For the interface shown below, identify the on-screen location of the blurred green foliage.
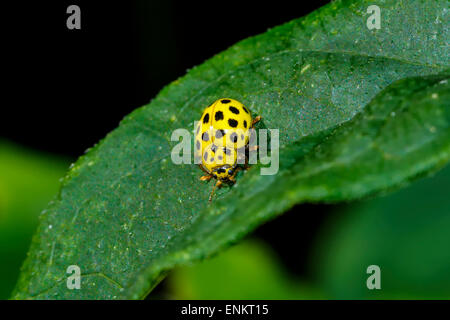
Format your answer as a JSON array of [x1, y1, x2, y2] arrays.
[[0, 140, 69, 299], [314, 164, 450, 299], [168, 239, 323, 299]]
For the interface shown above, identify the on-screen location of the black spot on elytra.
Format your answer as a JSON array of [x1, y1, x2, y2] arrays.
[[229, 106, 240, 114], [210, 158, 214, 162], [215, 129, 225, 139], [211, 144, 218, 153], [196, 125, 200, 134], [241, 134, 244, 140], [230, 132, 238, 143], [196, 140, 201, 150], [218, 155, 223, 160], [204, 152, 208, 161], [243, 106, 249, 113], [203, 113, 210, 124], [243, 120, 247, 128], [221, 99, 231, 104], [228, 119, 238, 127], [202, 132, 209, 141], [223, 148, 231, 156], [215, 111, 224, 121]]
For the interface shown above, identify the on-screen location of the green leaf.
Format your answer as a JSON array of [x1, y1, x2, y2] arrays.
[[13, 0, 449, 299], [314, 163, 450, 299]]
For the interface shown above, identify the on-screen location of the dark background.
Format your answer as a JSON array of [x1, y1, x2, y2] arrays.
[[3, 0, 330, 157], [1, 0, 332, 286]]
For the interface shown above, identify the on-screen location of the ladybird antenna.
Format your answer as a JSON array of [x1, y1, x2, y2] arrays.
[[209, 180, 222, 202]]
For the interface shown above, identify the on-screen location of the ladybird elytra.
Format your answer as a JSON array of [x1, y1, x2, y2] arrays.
[[195, 98, 261, 201]]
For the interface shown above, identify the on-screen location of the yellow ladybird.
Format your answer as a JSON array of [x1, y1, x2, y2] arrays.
[[195, 98, 261, 201]]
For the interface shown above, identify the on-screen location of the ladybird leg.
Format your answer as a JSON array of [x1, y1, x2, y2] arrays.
[[200, 174, 212, 181], [244, 155, 249, 170], [251, 115, 262, 126], [199, 164, 213, 181], [198, 164, 209, 174], [228, 167, 242, 182], [209, 180, 223, 202]]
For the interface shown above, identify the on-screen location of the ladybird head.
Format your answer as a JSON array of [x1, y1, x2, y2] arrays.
[[212, 165, 235, 181]]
